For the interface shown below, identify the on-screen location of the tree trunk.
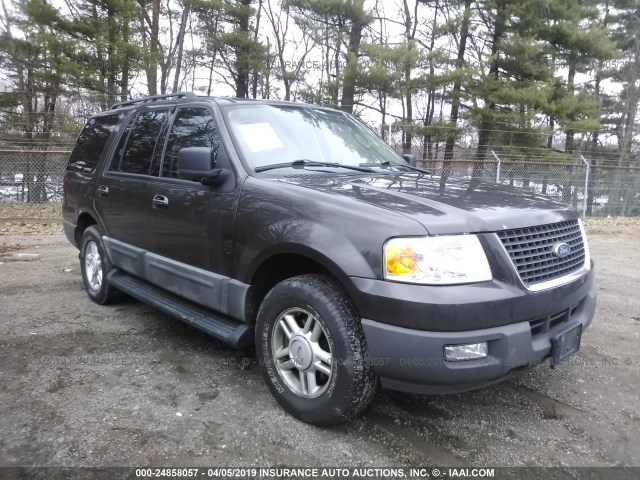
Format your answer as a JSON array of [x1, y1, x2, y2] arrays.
[[172, 0, 192, 93], [106, 2, 118, 106], [235, 0, 251, 98], [473, 0, 505, 178], [564, 60, 577, 154], [443, 0, 472, 178], [422, 0, 439, 164], [609, 34, 640, 215], [92, 2, 108, 109], [587, 72, 602, 216], [251, 0, 263, 99], [121, 11, 130, 101], [401, 0, 417, 154], [561, 61, 577, 204], [331, 19, 343, 107], [147, 0, 160, 95], [340, 0, 365, 114]]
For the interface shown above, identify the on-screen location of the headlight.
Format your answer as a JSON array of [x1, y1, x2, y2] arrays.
[[384, 235, 492, 285]]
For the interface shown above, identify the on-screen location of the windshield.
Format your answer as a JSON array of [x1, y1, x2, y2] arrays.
[[223, 104, 403, 171]]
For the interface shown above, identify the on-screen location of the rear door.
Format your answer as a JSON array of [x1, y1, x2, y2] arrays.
[[94, 107, 170, 250], [63, 112, 123, 237]]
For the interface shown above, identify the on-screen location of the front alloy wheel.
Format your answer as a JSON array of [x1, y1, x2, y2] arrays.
[[256, 274, 378, 425], [272, 307, 333, 398]]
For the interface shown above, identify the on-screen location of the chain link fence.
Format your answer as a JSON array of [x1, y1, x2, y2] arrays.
[[1, 149, 639, 217], [0, 150, 69, 203], [415, 157, 640, 217]]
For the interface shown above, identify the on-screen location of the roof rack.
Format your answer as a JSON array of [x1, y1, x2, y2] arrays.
[[109, 92, 197, 110]]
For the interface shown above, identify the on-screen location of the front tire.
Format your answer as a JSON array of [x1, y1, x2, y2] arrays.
[[79, 225, 123, 305], [256, 274, 377, 425]]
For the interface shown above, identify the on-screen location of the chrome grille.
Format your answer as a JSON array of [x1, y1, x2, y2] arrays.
[[497, 220, 586, 287]]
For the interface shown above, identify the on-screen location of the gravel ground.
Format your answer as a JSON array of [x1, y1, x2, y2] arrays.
[[0, 209, 639, 469]]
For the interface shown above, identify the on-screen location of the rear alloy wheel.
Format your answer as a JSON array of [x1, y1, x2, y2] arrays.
[[84, 240, 103, 293], [256, 274, 378, 425], [80, 225, 123, 305]]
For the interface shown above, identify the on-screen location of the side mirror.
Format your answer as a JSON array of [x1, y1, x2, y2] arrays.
[[177, 147, 226, 186], [402, 153, 416, 167]]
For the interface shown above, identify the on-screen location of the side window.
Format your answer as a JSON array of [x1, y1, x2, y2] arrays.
[[67, 114, 122, 173], [162, 107, 219, 178], [110, 109, 168, 175], [110, 114, 135, 172]]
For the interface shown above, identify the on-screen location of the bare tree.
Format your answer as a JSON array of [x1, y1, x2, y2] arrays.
[[172, 0, 192, 92], [262, 0, 314, 100]]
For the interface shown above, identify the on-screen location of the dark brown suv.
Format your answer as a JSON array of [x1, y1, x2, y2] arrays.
[[63, 93, 596, 425]]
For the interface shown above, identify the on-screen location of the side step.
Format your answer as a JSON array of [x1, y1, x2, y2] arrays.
[[107, 270, 254, 348]]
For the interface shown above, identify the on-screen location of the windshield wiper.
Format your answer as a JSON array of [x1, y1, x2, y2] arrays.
[[255, 159, 374, 173], [359, 160, 434, 175], [402, 163, 435, 174], [360, 161, 394, 168]]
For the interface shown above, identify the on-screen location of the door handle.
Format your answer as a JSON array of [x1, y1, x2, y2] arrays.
[[97, 185, 109, 196], [152, 195, 169, 208]]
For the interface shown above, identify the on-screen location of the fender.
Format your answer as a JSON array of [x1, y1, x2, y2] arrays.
[[240, 222, 375, 285], [232, 176, 428, 286]]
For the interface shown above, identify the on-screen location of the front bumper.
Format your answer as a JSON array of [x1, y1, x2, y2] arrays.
[[355, 272, 596, 394]]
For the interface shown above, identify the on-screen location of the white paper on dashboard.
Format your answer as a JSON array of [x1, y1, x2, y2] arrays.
[[236, 123, 284, 152]]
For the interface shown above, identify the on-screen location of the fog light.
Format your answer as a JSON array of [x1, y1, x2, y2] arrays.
[[444, 342, 488, 362]]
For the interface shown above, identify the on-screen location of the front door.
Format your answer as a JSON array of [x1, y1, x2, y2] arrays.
[[143, 105, 240, 278]]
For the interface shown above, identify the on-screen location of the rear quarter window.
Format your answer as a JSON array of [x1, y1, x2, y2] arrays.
[[67, 114, 122, 173]]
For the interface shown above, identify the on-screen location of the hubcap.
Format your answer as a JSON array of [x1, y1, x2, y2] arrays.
[[84, 240, 103, 292], [271, 308, 333, 398]]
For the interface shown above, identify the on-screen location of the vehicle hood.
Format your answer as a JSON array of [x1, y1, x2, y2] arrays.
[[276, 172, 577, 234]]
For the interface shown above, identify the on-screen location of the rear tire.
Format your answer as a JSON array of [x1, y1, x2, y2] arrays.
[[256, 274, 377, 425], [79, 225, 123, 305]]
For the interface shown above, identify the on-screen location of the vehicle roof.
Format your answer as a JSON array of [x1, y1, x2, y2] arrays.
[[92, 93, 335, 118]]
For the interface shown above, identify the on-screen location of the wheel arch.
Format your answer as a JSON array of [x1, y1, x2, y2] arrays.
[[244, 246, 357, 325], [74, 211, 97, 247]]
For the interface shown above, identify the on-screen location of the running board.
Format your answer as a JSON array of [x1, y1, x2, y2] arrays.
[[107, 270, 254, 348]]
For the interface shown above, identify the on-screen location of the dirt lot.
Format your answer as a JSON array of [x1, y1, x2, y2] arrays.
[[0, 208, 639, 470]]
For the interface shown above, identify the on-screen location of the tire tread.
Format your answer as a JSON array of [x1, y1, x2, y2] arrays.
[[257, 274, 378, 425]]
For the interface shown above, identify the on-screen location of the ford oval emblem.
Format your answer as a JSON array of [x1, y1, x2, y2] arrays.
[[552, 242, 572, 258]]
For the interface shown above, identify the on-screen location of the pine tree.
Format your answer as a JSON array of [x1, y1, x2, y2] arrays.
[[61, 0, 138, 107], [287, 0, 371, 111], [195, 0, 268, 98], [537, 0, 616, 154], [0, 0, 71, 200], [358, 43, 404, 138], [604, 0, 639, 214]]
